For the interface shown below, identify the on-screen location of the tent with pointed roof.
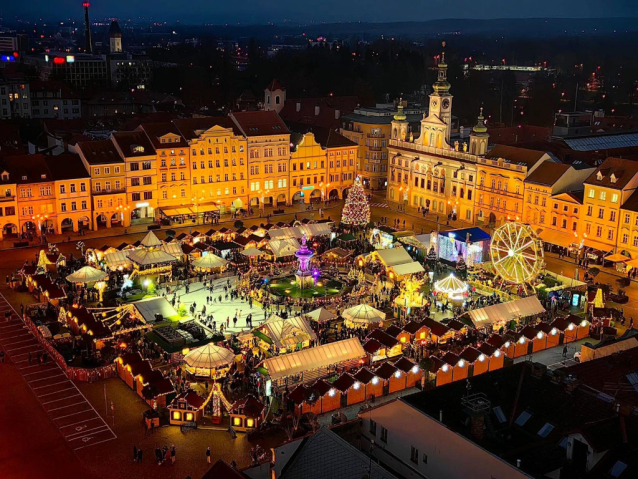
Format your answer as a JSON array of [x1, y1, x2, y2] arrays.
[[433, 273, 468, 296], [66, 266, 108, 283], [140, 231, 163, 248], [184, 343, 236, 378], [342, 304, 386, 327], [304, 307, 337, 323], [257, 314, 317, 351], [241, 247, 264, 257], [192, 253, 227, 270], [267, 238, 300, 258], [127, 248, 177, 266]]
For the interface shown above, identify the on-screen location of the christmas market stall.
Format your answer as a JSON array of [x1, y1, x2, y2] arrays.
[[127, 237, 176, 280], [342, 304, 386, 329], [550, 315, 587, 343], [388, 261, 425, 281], [476, 342, 505, 371], [365, 328, 402, 361], [393, 357, 422, 388], [398, 233, 435, 260], [229, 394, 265, 432], [254, 314, 317, 354], [183, 343, 236, 379], [104, 250, 132, 271], [303, 307, 337, 323], [437, 227, 490, 266], [192, 253, 228, 273], [353, 368, 383, 400], [37, 249, 66, 273], [168, 389, 206, 425], [433, 273, 468, 303], [322, 247, 352, 265], [265, 238, 301, 261], [331, 372, 362, 406], [262, 338, 365, 391]]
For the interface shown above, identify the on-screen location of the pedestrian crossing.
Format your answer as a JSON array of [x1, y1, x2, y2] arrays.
[[0, 293, 116, 451], [370, 202, 389, 208]]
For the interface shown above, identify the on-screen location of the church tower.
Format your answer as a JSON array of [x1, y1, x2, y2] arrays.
[[109, 20, 123, 53], [416, 43, 454, 149], [264, 79, 286, 114], [391, 99, 409, 141], [469, 107, 489, 156]]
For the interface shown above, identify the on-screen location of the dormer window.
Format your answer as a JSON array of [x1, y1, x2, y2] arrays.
[[132, 145, 145, 153], [40, 174, 47, 179], [596, 171, 603, 181], [610, 173, 617, 184], [1, 172, 8, 181], [22, 175, 27, 181]]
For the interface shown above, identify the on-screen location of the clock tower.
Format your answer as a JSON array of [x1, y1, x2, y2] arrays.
[[427, 44, 453, 144]]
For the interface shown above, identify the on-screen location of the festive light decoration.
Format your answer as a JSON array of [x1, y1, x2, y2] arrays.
[[433, 273, 468, 301], [341, 177, 370, 226]]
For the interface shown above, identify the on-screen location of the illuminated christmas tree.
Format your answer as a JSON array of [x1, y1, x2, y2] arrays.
[[341, 177, 371, 226]]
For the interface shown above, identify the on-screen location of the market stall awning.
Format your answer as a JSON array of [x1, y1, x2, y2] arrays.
[[604, 253, 630, 263], [538, 228, 579, 249], [625, 259, 638, 268], [390, 261, 425, 276], [374, 247, 413, 267], [133, 297, 178, 323], [583, 238, 613, 253], [196, 204, 220, 214], [66, 266, 108, 283], [160, 242, 184, 259], [263, 338, 365, 381], [466, 296, 546, 325], [161, 207, 190, 217], [104, 250, 130, 268]]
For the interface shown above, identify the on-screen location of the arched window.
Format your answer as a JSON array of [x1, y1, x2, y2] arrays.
[[275, 96, 280, 105]]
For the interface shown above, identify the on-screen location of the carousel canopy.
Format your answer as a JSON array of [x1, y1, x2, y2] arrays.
[[184, 343, 235, 370], [192, 253, 227, 269], [433, 273, 468, 295], [140, 231, 163, 248], [259, 314, 317, 349], [342, 304, 386, 324], [391, 261, 425, 276], [263, 338, 365, 381], [268, 238, 301, 258], [241, 247, 264, 257], [66, 266, 108, 283], [374, 247, 413, 267], [304, 307, 337, 323], [466, 296, 546, 325], [127, 248, 177, 266]]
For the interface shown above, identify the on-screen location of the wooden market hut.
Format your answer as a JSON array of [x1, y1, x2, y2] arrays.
[[476, 343, 505, 372], [486, 333, 514, 358], [393, 357, 422, 388], [421, 317, 453, 344], [504, 331, 528, 358], [65, 305, 111, 344], [431, 356, 453, 387], [353, 368, 383, 400], [536, 322, 561, 349], [459, 347, 488, 376], [312, 379, 341, 413], [139, 369, 176, 408], [332, 373, 364, 406], [169, 389, 206, 425], [520, 325, 547, 353], [403, 320, 430, 345], [446, 318, 471, 338], [441, 352, 469, 382], [374, 362, 405, 395], [116, 352, 145, 386], [550, 316, 580, 343], [229, 395, 265, 432], [289, 385, 321, 416], [366, 329, 402, 360]]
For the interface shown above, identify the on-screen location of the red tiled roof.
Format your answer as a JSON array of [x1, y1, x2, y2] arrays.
[[173, 116, 243, 139], [367, 329, 398, 348], [138, 122, 188, 149], [231, 111, 289, 137], [442, 352, 461, 367], [584, 157, 638, 190], [111, 131, 155, 158], [459, 347, 483, 363], [486, 145, 548, 168], [266, 79, 285, 91]]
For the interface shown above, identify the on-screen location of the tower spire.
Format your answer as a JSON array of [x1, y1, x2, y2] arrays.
[[433, 41, 450, 94], [83, 2, 93, 54]]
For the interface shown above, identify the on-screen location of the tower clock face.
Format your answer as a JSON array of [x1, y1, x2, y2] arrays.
[[442, 98, 450, 110]]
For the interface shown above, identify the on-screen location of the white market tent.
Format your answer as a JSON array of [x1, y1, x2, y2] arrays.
[[263, 337, 365, 381], [192, 253, 227, 270], [373, 247, 413, 267], [259, 314, 317, 350], [342, 304, 386, 325], [140, 231, 163, 248], [391, 261, 425, 277], [241, 247, 264, 257], [104, 250, 131, 269], [66, 266, 108, 283], [160, 242, 184, 259], [127, 248, 177, 266], [304, 307, 337, 323], [467, 296, 546, 326], [133, 297, 178, 323], [413, 234, 432, 247], [268, 238, 301, 258], [268, 223, 332, 240], [184, 343, 236, 377]]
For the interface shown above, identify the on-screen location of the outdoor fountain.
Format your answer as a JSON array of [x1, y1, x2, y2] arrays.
[[295, 234, 316, 289]]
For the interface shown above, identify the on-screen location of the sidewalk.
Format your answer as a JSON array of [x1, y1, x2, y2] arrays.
[[0, 201, 343, 251]]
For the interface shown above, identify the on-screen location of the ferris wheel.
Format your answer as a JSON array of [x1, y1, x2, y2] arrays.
[[489, 222, 544, 288]]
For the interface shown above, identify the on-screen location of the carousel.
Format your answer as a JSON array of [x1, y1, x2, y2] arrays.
[[183, 343, 236, 379], [191, 253, 227, 272], [66, 266, 109, 302], [433, 273, 468, 302], [342, 304, 386, 328]]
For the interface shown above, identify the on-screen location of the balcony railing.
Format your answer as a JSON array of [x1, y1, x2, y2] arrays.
[[93, 188, 126, 196], [367, 133, 385, 138], [0, 195, 16, 202]]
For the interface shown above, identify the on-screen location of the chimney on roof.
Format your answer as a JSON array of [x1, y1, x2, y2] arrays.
[[439, 410, 443, 422], [335, 109, 341, 120], [315, 105, 320, 116], [517, 459, 521, 468], [296, 101, 301, 112]]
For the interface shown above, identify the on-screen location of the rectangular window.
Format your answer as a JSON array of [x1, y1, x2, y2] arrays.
[[410, 446, 419, 464], [380, 427, 388, 443], [132, 192, 141, 201], [143, 191, 152, 200], [612, 193, 619, 203], [369, 419, 377, 435]]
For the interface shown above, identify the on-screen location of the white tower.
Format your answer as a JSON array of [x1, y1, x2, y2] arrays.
[[264, 79, 286, 113], [469, 107, 489, 156], [109, 20, 122, 53], [391, 99, 409, 141]]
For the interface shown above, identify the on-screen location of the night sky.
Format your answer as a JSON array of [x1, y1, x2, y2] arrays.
[[5, 0, 637, 23]]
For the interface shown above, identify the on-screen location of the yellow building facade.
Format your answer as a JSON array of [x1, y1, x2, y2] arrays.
[[45, 154, 92, 233], [290, 132, 326, 204], [0, 170, 19, 240]]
